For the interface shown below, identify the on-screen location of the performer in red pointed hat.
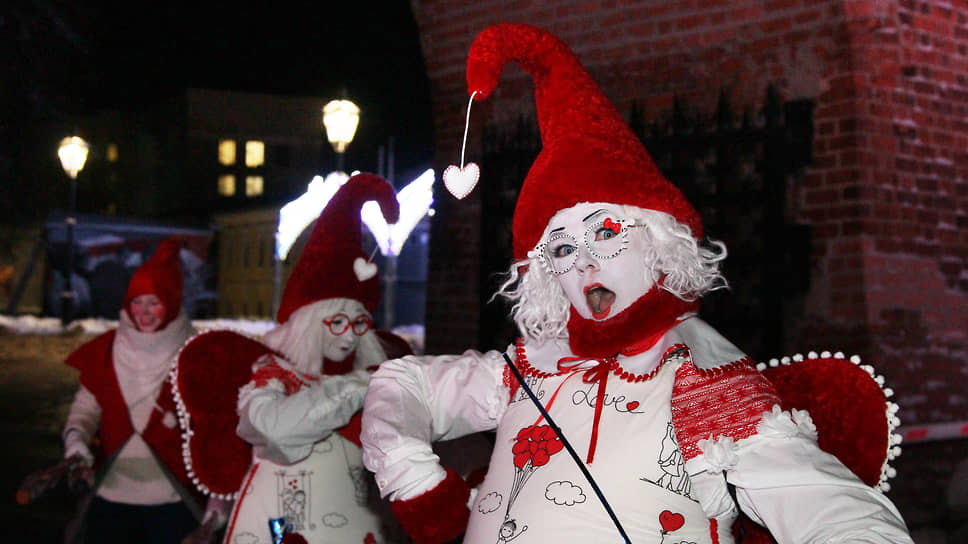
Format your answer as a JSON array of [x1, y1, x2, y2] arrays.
[[361, 23, 912, 544], [61, 239, 230, 543], [211, 172, 409, 544]]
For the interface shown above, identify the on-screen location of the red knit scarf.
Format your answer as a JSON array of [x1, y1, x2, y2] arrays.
[[567, 286, 700, 358]]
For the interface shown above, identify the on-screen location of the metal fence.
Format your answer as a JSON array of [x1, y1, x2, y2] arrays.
[[477, 86, 814, 360]]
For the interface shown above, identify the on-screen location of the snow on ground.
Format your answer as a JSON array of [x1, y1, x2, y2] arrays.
[[0, 314, 277, 337], [0, 314, 425, 353]]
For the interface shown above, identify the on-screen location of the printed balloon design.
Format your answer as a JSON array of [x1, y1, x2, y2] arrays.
[[512, 424, 565, 469], [495, 425, 566, 542]]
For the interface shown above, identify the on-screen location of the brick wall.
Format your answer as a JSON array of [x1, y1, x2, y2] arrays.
[[412, 0, 967, 426], [793, 0, 968, 426]]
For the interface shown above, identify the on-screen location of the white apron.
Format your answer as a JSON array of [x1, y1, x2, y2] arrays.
[[464, 347, 714, 544], [224, 433, 388, 544]]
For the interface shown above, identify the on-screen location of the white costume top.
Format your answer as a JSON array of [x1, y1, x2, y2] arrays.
[[64, 310, 194, 506], [361, 317, 913, 544], [223, 354, 394, 544]]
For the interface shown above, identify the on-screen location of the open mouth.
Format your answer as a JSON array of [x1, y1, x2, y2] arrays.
[[584, 284, 616, 319]]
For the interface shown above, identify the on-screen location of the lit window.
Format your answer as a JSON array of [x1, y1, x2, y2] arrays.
[[245, 176, 264, 197], [106, 143, 119, 163], [218, 175, 236, 196], [219, 140, 236, 165], [245, 141, 265, 167]]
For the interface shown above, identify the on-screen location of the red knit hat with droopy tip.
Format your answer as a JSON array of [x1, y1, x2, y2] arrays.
[[466, 23, 703, 260], [276, 173, 400, 324], [123, 238, 183, 327]]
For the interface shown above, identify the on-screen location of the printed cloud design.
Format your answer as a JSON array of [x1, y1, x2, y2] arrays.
[[232, 533, 259, 544], [545, 481, 586, 506], [477, 491, 503, 514], [322, 513, 348, 527]]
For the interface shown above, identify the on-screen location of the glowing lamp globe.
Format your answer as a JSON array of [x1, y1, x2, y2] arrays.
[[58, 136, 90, 180], [322, 100, 360, 153]]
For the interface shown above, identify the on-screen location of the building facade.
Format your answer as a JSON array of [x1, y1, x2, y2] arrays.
[[33, 90, 331, 320], [81, 89, 328, 223], [410, 0, 967, 533]]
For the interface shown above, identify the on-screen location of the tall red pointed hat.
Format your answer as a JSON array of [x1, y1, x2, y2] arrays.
[[466, 23, 702, 260], [276, 173, 399, 324], [123, 238, 183, 326]]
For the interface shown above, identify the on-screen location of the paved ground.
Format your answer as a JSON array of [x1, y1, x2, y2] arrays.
[[1, 329, 964, 543], [1, 330, 88, 543]]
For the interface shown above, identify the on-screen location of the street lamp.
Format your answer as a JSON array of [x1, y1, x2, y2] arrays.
[[322, 99, 360, 173], [57, 136, 89, 325]]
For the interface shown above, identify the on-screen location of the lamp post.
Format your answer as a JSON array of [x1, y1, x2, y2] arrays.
[[322, 99, 360, 174], [57, 136, 89, 326]]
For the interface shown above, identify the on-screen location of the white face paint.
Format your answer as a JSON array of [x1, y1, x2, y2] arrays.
[[537, 203, 655, 320], [320, 300, 371, 362]]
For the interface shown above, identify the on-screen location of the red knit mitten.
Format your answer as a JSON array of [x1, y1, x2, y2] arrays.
[[280, 534, 308, 544], [390, 468, 471, 544]]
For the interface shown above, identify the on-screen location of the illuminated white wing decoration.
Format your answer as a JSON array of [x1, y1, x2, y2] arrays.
[[275, 169, 435, 261], [361, 168, 435, 256], [275, 172, 350, 260]]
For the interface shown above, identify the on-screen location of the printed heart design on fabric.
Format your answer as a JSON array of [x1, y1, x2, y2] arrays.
[[443, 163, 480, 199], [659, 510, 685, 532], [626, 401, 640, 411], [353, 257, 378, 281]]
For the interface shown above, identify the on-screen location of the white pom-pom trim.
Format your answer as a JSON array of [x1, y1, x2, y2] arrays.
[[168, 328, 264, 500]]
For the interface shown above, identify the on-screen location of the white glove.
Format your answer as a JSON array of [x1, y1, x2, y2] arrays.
[[202, 497, 233, 529], [63, 428, 94, 466], [182, 499, 231, 544]]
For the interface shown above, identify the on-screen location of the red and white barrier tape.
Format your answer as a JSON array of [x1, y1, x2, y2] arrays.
[[897, 421, 968, 444]]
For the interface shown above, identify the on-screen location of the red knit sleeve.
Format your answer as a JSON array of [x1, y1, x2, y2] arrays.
[[672, 357, 781, 461]]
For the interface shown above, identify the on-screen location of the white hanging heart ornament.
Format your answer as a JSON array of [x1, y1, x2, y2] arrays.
[[353, 257, 378, 281], [443, 162, 480, 200]]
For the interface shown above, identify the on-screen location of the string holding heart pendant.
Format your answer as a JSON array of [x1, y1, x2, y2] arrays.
[[443, 162, 480, 200], [353, 257, 378, 281]]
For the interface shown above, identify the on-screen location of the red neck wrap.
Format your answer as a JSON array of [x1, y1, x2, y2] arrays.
[[566, 286, 699, 358]]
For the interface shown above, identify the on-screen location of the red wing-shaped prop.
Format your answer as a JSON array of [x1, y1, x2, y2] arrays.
[[735, 352, 902, 543], [171, 329, 275, 499]]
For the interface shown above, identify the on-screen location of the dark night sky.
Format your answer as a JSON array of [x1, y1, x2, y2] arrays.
[[0, 1, 434, 222]]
